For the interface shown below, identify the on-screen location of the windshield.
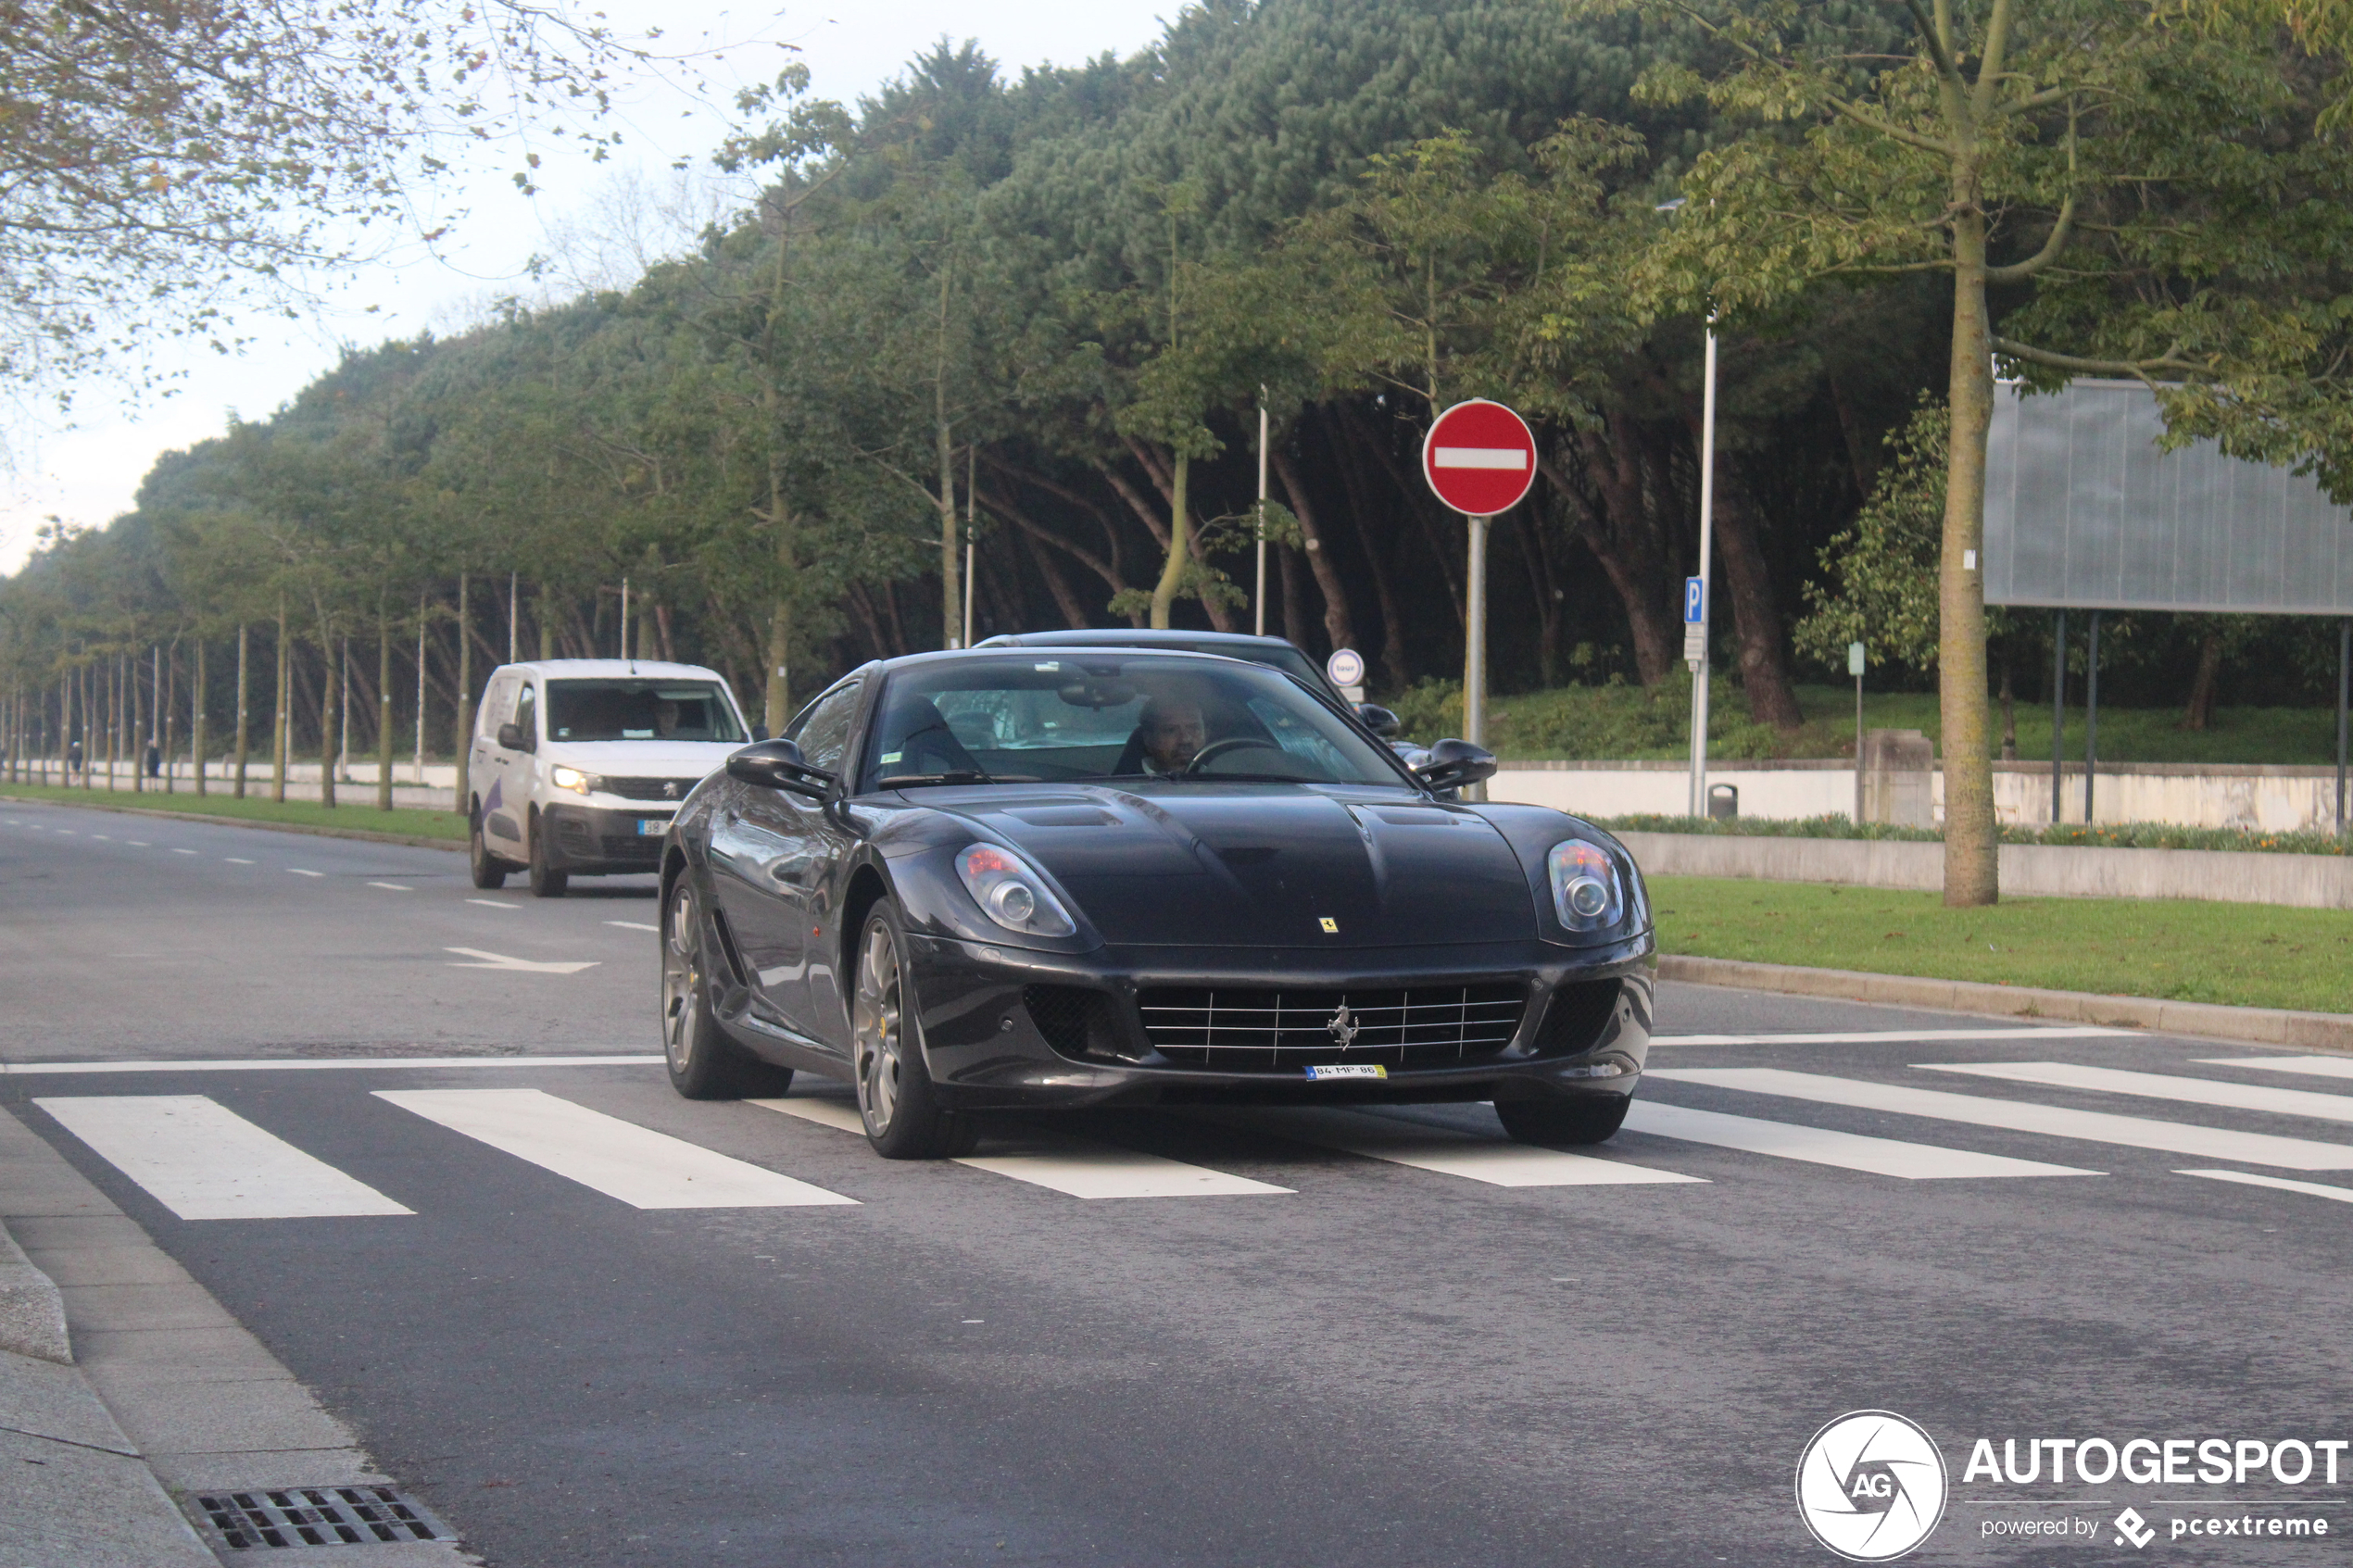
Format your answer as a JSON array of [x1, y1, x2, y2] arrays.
[[860, 656, 1410, 790], [545, 680, 746, 744]]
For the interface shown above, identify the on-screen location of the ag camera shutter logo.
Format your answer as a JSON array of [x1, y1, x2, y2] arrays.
[[1796, 1411, 1948, 1562]]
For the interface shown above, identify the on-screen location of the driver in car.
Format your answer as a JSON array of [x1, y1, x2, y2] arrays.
[[1131, 696, 1206, 775]]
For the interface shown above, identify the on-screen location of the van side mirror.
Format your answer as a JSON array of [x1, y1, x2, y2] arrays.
[[1415, 737, 1496, 795], [1355, 702, 1403, 739], [496, 721, 529, 752], [726, 738, 836, 802]]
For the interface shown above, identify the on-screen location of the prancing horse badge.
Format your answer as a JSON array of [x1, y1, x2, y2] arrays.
[[1317, 917, 1339, 934]]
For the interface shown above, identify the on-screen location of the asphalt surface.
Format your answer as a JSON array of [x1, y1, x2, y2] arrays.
[[3, 796, 2348, 1567]]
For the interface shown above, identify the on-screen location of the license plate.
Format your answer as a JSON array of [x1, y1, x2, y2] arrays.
[[1304, 1063, 1386, 1081], [636, 819, 668, 836]]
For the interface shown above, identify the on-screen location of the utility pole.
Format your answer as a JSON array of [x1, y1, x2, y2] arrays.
[[1254, 392, 1269, 637], [963, 446, 977, 649], [1686, 316, 1718, 819]]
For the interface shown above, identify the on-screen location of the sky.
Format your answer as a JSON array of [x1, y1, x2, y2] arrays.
[[0, 0, 1179, 575]]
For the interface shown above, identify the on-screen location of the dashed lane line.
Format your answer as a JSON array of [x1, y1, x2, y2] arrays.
[[1922, 1060, 2353, 1126], [467, 898, 519, 909], [288, 868, 323, 877], [368, 882, 412, 892], [223, 858, 255, 864], [2177, 1168, 2353, 1204], [605, 921, 660, 933], [170, 847, 199, 855], [755, 1096, 1292, 1199], [444, 947, 598, 975], [377, 1088, 857, 1209], [37, 1094, 414, 1220], [1648, 1067, 2353, 1171], [126, 840, 149, 847]]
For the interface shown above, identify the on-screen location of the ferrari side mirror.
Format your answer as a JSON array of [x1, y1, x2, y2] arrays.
[[727, 738, 836, 801], [1415, 737, 1496, 795]]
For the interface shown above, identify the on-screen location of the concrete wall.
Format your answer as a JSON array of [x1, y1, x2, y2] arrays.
[[1492, 758, 2352, 834], [1617, 829, 2353, 909]]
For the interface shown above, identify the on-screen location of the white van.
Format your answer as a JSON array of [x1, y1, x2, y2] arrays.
[[467, 659, 756, 897]]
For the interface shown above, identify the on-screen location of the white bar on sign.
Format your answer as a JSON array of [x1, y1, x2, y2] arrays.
[[1649, 1067, 2353, 1171], [1430, 446, 1527, 470], [1308, 1109, 1701, 1187], [376, 1088, 856, 1208], [1922, 1061, 2353, 1124], [36, 1096, 414, 1220], [1624, 1099, 2095, 1179]]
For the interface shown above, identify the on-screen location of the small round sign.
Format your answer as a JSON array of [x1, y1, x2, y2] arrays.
[[1325, 647, 1366, 688], [1421, 399, 1537, 517]]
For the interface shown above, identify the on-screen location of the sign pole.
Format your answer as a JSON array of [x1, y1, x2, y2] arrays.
[[1848, 641, 1866, 824], [1465, 514, 1489, 752], [1687, 317, 1718, 819], [2336, 617, 2347, 838], [2084, 609, 2101, 825], [1254, 394, 1269, 638]]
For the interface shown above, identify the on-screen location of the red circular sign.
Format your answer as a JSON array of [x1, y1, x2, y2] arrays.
[[1420, 399, 1537, 517]]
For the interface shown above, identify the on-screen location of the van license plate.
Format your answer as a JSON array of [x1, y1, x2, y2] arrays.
[[636, 819, 666, 835]]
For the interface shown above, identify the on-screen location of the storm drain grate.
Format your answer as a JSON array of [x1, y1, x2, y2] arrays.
[[191, 1486, 448, 1549]]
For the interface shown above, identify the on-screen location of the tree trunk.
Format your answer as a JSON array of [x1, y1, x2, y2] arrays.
[[377, 607, 395, 811], [316, 623, 337, 809], [1828, 369, 1880, 502], [273, 604, 290, 803], [2183, 626, 2222, 731], [455, 575, 472, 815], [193, 639, 208, 796], [1279, 545, 1309, 653], [1269, 445, 1356, 657], [1557, 420, 1680, 684], [1513, 508, 1565, 688], [1710, 481, 1804, 728], [234, 622, 249, 797], [1149, 453, 1190, 629], [1941, 200, 1998, 906], [1327, 412, 1412, 686], [1016, 525, 1091, 628]]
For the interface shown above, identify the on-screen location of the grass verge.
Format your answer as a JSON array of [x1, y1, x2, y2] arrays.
[[1648, 875, 2353, 1015], [0, 780, 466, 842]]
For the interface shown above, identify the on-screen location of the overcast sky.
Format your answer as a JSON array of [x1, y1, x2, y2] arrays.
[[0, 0, 1179, 574]]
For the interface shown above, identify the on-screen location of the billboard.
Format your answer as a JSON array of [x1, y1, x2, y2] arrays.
[[1982, 379, 2353, 614]]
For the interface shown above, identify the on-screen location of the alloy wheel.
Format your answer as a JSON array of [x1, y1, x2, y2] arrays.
[[853, 921, 904, 1136], [661, 887, 701, 1074]]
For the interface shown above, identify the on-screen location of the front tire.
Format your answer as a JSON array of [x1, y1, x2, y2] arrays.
[[661, 879, 792, 1099], [1495, 1095, 1630, 1147], [851, 899, 977, 1160], [526, 811, 568, 898], [468, 806, 509, 890]]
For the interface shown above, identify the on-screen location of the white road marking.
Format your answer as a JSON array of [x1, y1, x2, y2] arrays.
[[367, 882, 412, 892], [752, 1097, 1291, 1198], [171, 847, 200, 856], [1649, 1067, 2353, 1171], [54, 829, 73, 834], [467, 898, 519, 909], [1286, 1108, 1702, 1187], [444, 946, 598, 975], [605, 921, 660, 933], [1653, 1026, 2134, 1047], [375, 1088, 855, 1208], [2178, 1168, 2353, 1204], [1625, 1099, 2096, 1179], [287, 867, 322, 876], [91, 833, 110, 840], [224, 857, 255, 864], [35, 1095, 413, 1220], [1923, 1060, 2353, 1125], [4, 1055, 663, 1074], [2198, 1056, 2353, 1083], [126, 840, 149, 847]]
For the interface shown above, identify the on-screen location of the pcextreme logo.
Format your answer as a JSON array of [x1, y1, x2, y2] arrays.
[[1796, 1411, 1950, 1562]]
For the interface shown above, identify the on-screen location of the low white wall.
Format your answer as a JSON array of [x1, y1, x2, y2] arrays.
[[1493, 759, 2351, 833], [1616, 830, 2353, 909]]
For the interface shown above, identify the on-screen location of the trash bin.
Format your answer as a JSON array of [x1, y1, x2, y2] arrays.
[[1707, 782, 1739, 821]]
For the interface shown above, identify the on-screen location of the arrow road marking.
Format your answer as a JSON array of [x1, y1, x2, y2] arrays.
[[605, 921, 659, 933], [444, 947, 599, 975], [1431, 446, 1527, 469]]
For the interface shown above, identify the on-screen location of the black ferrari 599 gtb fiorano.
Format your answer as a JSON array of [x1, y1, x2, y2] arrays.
[[657, 648, 1655, 1159]]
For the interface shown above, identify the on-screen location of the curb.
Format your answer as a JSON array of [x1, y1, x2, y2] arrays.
[[0, 793, 463, 852], [1656, 955, 2353, 1054], [0, 1220, 70, 1364]]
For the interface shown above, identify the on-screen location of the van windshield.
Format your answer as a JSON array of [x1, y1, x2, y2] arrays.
[[545, 681, 746, 743]]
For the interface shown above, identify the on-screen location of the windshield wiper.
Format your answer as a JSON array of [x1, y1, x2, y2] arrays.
[[875, 770, 1027, 788]]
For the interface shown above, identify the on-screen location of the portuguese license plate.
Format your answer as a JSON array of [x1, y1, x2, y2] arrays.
[[1304, 1063, 1386, 1081], [635, 819, 667, 835]]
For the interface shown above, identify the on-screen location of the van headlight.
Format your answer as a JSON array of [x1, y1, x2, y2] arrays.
[[1547, 840, 1624, 934], [549, 765, 600, 796], [957, 845, 1077, 938]]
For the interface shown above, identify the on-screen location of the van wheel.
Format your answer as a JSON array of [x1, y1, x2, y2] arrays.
[[527, 813, 568, 898], [468, 807, 509, 890]]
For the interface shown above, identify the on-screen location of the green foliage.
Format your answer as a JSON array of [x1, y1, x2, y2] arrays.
[[1794, 398, 1946, 675]]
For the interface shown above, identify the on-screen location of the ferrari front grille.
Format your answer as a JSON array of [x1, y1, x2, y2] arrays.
[[1138, 984, 1527, 1072]]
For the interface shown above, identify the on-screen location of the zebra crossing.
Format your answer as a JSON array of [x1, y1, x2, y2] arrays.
[[24, 1050, 2353, 1220]]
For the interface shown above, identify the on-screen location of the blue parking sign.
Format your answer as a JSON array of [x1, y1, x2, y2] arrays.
[[1683, 577, 1705, 624]]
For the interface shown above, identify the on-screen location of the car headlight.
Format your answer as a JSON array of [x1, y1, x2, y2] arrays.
[[957, 844, 1076, 938], [549, 765, 599, 796], [1547, 839, 1624, 934]]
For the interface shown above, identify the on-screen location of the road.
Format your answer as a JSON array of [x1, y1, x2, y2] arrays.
[[3, 795, 2347, 1567]]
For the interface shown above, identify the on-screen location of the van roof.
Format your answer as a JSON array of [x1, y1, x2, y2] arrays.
[[489, 659, 731, 683]]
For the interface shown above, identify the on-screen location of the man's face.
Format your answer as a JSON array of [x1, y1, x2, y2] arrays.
[[1142, 702, 1205, 771]]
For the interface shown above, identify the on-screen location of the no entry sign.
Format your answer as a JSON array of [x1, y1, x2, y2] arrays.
[[1421, 399, 1536, 517]]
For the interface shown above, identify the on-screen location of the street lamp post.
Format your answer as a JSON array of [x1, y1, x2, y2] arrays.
[[1254, 393, 1269, 638], [1687, 314, 1718, 819]]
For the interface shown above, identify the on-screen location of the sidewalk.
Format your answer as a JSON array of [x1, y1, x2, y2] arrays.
[[0, 1107, 468, 1565]]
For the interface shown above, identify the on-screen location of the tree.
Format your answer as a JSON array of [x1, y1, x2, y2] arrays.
[[1597, 0, 2353, 903]]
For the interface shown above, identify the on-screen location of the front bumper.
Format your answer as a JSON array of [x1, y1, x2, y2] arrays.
[[542, 801, 674, 873], [901, 933, 1655, 1110]]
